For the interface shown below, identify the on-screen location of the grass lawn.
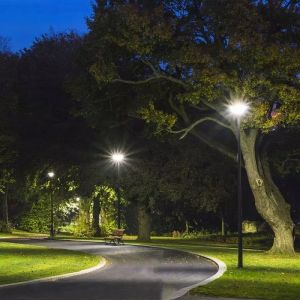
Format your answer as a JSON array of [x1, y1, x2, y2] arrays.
[[0, 241, 101, 285], [0, 229, 47, 239], [127, 238, 300, 300]]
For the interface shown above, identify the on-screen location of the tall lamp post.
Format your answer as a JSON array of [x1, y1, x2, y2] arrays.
[[110, 152, 125, 229], [47, 171, 55, 239], [228, 101, 249, 268]]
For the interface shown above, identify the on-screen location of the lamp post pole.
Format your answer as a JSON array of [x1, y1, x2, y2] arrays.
[[227, 100, 249, 269], [47, 171, 55, 239], [50, 185, 54, 239], [110, 152, 125, 230], [116, 183, 121, 229], [237, 119, 243, 268]]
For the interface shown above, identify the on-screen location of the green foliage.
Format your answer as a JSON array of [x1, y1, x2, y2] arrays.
[[138, 102, 177, 135], [82, 0, 300, 135], [120, 138, 236, 232], [76, 0, 300, 254], [74, 198, 93, 237], [19, 195, 51, 233], [0, 169, 15, 194], [0, 221, 12, 233], [269, 130, 300, 177], [93, 185, 119, 234], [18, 166, 80, 233], [73, 184, 121, 236]]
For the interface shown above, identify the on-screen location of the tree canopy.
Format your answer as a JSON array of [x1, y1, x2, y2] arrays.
[[75, 0, 300, 254]]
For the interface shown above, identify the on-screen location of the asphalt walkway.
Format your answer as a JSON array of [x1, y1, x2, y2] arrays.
[[0, 239, 218, 300]]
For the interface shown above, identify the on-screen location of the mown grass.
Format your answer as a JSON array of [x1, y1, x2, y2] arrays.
[[0, 229, 47, 239], [0, 241, 101, 285]]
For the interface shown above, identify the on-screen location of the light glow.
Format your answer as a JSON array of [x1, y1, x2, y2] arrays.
[[228, 101, 249, 117], [111, 152, 125, 164], [47, 171, 55, 178]]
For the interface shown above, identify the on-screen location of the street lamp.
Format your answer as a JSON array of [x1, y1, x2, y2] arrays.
[[227, 100, 249, 269], [110, 152, 125, 229], [47, 171, 55, 239]]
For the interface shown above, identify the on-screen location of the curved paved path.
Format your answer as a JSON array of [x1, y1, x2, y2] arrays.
[[0, 239, 218, 300]]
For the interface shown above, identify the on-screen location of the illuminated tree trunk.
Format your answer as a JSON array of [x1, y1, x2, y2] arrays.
[[221, 216, 225, 237], [1, 186, 10, 233], [137, 203, 151, 242], [241, 129, 295, 255], [185, 220, 189, 234]]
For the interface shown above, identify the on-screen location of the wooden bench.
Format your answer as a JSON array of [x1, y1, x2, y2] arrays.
[[104, 229, 125, 245]]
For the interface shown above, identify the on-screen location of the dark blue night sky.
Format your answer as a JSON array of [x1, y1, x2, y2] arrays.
[[0, 0, 94, 52]]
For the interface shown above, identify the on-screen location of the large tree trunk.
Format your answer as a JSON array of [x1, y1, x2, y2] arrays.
[[137, 203, 151, 242], [1, 186, 10, 233], [241, 129, 295, 255], [92, 198, 101, 236]]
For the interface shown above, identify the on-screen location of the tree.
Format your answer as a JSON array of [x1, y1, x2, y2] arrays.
[[157, 138, 236, 234], [13, 32, 99, 229], [17, 32, 94, 169], [120, 137, 236, 240], [92, 184, 118, 236], [0, 50, 18, 166], [80, 0, 300, 254], [269, 129, 300, 225], [0, 42, 18, 232], [0, 169, 15, 232], [121, 142, 164, 241], [19, 165, 78, 233]]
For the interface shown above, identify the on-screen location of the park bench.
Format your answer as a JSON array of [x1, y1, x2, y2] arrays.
[[104, 229, 125, 245]]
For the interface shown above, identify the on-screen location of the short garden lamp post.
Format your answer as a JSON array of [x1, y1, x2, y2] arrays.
[[47, 171, 55, 239], [110, 152, 125, 229], [228, 101, 249, 268]]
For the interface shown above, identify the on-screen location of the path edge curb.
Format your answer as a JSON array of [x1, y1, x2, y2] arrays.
[[123, 241, 227, 300], [171, 254, 227, 299], [0, 257, 107, 289]]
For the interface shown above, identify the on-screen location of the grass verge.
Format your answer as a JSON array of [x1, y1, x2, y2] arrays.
[[0, 241, 101, 285]]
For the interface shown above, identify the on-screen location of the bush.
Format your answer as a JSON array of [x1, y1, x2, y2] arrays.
[[57, 224, 77, 235], [182, 230, 212, 239], [19, 196, 51, 233]]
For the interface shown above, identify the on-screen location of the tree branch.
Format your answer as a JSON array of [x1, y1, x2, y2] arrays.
[[171, 116, 233, 139], [112, 77, 159, 85], [201, 99, 226, 116], [141, 59, 190, 88], [141, 59, 159, 75], [112, 59, 190, 89]]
